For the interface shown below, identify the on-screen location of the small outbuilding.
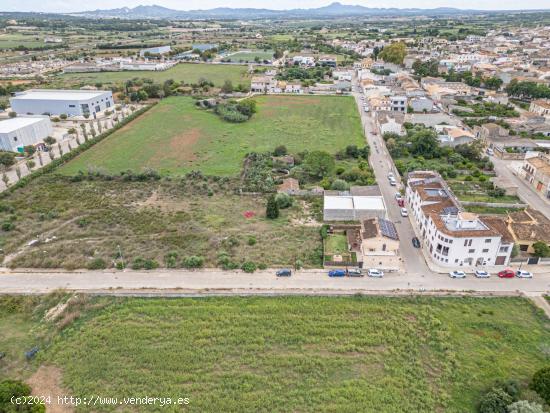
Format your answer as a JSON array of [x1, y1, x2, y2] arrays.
[[0, 116, 52, 153]]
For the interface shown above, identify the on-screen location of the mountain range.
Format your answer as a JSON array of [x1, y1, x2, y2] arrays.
[[70, 2, 481, 19]]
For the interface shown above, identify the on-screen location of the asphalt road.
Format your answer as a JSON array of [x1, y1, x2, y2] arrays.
[[0, 269, 548, 295]]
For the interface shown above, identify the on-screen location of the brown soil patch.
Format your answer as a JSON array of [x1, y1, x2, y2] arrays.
[[28, 366, 73, 413], [167, 127, 202, 161], [136, 190, 191, 212]]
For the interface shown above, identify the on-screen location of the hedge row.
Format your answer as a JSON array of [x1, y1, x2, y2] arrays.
[[1, 103, 157, 197]]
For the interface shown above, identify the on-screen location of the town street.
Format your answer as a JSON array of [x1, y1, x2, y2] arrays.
[[352, 75, 430, 276], [0, 268, 548, 296]]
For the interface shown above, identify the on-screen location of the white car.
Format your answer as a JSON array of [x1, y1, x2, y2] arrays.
[[516, 270, 533, 278], [395, 192, 403, 200], [388, 172, 394, 179], [449, 271, 466, 278], [400, 208, 408, 217], [474, 269, 490, 278], [367, 268, 384, 278], [389, 178, 397, 186]]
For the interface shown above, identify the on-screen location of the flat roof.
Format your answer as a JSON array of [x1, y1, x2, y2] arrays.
[[324, 196, 385, 211], [0, 117, 48, 134], [11, 89, 110, 101]]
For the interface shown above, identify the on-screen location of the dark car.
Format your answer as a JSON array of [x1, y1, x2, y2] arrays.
[[498, 269, 515, 278], [412, 237, 421, 248], [328, 269, 346, 277], [276, 269, 292, 277]]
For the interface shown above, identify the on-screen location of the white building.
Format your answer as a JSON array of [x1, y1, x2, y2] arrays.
[[323, 195, 386, 221], [10, 89, 114, 117], [292, 56, 315, 67], [0, 116, 52, 153], [406, 171, 513, 267], [390, 95, 407, 112], [139, 45, 171, 57]]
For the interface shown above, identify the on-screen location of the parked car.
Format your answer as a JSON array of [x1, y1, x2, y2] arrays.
[[412, 237, 421, 248], [395, 192, 402, 200], [347, 268, 363, 277], [486, 148, 494, 156], [328, 269, 346, 277], [516, 270, 533, 278], [367, 268, 384, 278], [449, 271, 466, 278], [498, 269, 515, 278], [400, 207, 408, 217], [474, 269, 490, 278], [389, 178, 397, 186], [276, 269, 292, 277], [397, 199, 405, 207], [388, 172, 394, 179]]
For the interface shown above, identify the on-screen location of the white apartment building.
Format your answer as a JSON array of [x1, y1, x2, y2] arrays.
[[406, 171, 513, 267], [390, 95, 407, 112]]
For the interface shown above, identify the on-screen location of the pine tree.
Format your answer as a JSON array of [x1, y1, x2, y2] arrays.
[[266, 195, 279, 219]]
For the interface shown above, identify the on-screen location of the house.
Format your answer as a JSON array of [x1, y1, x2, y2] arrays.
[[0, 116, 52, 153], [376, 112, 405, 136], [10, 89, 114, 117], [474, 123, 509, 141], [406, 171, 513, 267], [284, 82, 302, 94], [292, 56, 315, 67], [323, 195, 386, 221], [368, 96, 391, 112], [318, 56, 337, 67], [505, 208, 550, 254], [390, 95, 408, 112], [332, 70, 353, 81], [347, 217, 401, 270], [522, 152, 550, 198], [530, 99, 550, 118], [435, 126, 475, 147]]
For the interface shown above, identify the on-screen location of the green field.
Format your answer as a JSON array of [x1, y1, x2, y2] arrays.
[[0, 33, 45, 49], [2, 296, 549, 413], [56, 63, 250, 88], [61, 95, 364, 176], [225, 50, 275, 62]]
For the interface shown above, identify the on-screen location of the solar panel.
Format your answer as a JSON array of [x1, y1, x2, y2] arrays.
[[442, 207, 459, 215], [379, 218, 399, 240]]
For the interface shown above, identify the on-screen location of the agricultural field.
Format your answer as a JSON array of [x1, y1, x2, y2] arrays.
[[1, 295, 549, 413], [55, 63, 251, 88], [61, 95, 364, 176], [0, 176, 322, 270], [224, 49, 275, 62], [0, 33, 46, 49]]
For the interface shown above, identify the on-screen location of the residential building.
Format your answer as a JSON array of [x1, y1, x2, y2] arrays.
[[406, 171, 513, 267], [522, 152, 550, 198], [10, 89, 114, 117], [251, 76, 270, 93], [530, 99, 550, 118], [390, 95, 408, 112], [0, 116, 52, 153], [435, 126, 475, 147], [505, 208, 550, 254], [376, 112, 405, 136]]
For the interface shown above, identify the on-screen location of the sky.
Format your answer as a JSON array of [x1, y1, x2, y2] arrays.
[[2, 0, 549, 12]]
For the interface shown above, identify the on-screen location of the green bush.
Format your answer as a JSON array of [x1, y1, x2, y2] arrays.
[[478, 387, 513, 413], [266, 195, 279, 219], [143, 259, 159, 270], [331, 179, 349, 191], [247, 236, 257, 246], [530, 366, 550, 405], [0, 379, 45, 412], [241, 261, 257, 273], [275, 193, 293, 209], [164, 251, 179, 268], [87, 258, 107, 270], [507, 400, 544, 413], [182, 256, 204, 268]]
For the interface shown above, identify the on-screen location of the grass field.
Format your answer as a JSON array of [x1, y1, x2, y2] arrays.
[[0, 33, 45, 49], [225, 50, 274, 62], [56, 63, 250, 88], [61, 95, 364, 176], [2, 295, 548, 413], [0, 176, 322, 270]]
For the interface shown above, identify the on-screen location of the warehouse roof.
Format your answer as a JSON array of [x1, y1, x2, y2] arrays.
[[11, 89, 110, 101], [324, 196, 385, 211], [0, 117, 49, 134]]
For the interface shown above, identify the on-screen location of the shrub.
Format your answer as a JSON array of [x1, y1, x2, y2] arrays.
[[478, 387, 513, 413], [87, 258, 107, 270], [258, 263, 267, 270], [0, 379, 45, 412], [532, 242, 550, 258], [530, 366, 550, 405], [247, 236, 257, 246], [507, 400, 544, 413], [131, 257, 146, 270], [241, 261, 257, 273], [182, 256, 204, 268], [1, 221, 15, 231], [275, 193, 293, 209], [143, 259, 159, 270], [273, 145, 287, 156], [331, 179, 349, 191], [164, 251, 178, 268], [59, 114, 67, 120], [266, 195, 279, 219]]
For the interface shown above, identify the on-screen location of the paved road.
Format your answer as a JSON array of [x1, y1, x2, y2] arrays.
[[492, 156, 550, 219], [0, 269, 548, 295], [352, 77, 430, 276]]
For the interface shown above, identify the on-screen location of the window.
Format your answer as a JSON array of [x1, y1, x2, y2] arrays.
[[482, 249, 489, 253], [468, 249, 475, 253], [455, 259, 459, 263], [485, 239, 491, 243], [519, 244, 528, 252], [499, 246, 509, 253], [13, 136, 17, 141], [69, 104, 75, 108]]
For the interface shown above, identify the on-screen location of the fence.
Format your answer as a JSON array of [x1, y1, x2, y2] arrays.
[[460, 201, 527, 209]]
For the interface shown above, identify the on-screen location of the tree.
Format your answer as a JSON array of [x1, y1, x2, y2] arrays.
[[0, 379, 45, 412], [532, 241, 550, 258], [273, 145, 287, 156], [303, 150, 335, 179], [266, 194, 279, 219], [478, 387, 513, 413], [530, 366, 550, 405], [221, 80, 234, 94], [507, 400, 544, 413], [411, 129, 440, 159], [484, 77, 503, 90], [379, 42, 407, 65]]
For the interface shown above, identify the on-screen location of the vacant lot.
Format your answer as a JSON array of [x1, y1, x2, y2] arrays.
[[56, 63, 250, 88], [0, 176, 322, 270], [61, 95, 364, 176], [2, 296, 548, 413]]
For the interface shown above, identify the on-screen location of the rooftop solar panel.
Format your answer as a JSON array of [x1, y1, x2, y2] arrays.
[[379, 218, 399, 240]]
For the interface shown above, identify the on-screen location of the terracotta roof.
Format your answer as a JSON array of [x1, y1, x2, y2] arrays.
[[482, 216, 515, 243], [508, 208, 550, 242]]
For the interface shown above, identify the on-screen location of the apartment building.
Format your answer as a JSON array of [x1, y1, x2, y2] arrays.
[[405, 171, 513, 267]]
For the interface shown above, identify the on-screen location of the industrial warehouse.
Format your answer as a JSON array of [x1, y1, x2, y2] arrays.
[[9, 89, 114, 117], [0, 116, 53, 153]]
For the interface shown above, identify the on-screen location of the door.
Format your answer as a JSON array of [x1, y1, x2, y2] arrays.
[[495, 256, 506, 265]]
